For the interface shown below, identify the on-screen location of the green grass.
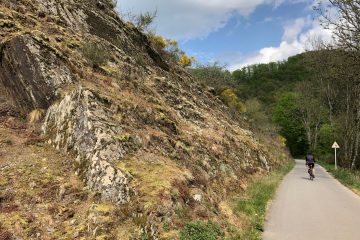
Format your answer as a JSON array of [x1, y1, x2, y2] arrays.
[[232, 161, 295, 240], [319, 162, 360, 192]]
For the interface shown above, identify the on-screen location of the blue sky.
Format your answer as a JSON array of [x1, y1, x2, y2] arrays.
[[118, 0, 332, 70]]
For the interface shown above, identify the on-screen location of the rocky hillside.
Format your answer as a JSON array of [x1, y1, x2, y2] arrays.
[[0, 0, 289, 239]]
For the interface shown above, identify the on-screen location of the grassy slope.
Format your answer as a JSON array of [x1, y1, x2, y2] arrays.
[[319, 162, 360, 196], [232, 160, 295, 239], [0, 120, 133, 239]]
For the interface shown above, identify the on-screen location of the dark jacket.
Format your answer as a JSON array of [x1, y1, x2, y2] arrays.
[[305, 154, 315, 164]]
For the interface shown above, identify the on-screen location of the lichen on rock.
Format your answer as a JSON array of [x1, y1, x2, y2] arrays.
[[43, 87, 134, 204]]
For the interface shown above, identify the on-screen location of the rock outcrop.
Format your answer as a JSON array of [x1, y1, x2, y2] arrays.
[[0, 34, 73, 115], [43, 87, 132, 204]]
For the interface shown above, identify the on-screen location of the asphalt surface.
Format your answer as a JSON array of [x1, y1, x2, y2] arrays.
[[263, 159, 360, 240]]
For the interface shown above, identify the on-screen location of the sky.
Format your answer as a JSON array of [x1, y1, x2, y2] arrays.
[[117, 0, 333, 70]]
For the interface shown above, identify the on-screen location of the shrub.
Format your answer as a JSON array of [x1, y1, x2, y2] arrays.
[[149, 34, 168, 49], [189, 63, 235, 93], [135, 11, 157, 32], [220, 88, 246, 113], [180, 221, 224, 240], [178, 54, 193, 67], [148, 33, 195, 67], [81, 42, 110, 69]]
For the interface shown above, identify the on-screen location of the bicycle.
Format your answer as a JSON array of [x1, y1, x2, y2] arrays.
[[307, 164, 315, 180]]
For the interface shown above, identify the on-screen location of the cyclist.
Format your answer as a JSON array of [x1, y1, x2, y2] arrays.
[[305, 152, 315, 179]]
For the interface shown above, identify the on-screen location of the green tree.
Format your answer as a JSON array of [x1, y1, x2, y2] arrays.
[[273, 92, 308, 156]]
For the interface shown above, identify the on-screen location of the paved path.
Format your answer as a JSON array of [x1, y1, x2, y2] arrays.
[[263, 159, 360, 240]]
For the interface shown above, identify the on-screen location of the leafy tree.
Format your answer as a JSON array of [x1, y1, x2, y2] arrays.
[[273, 92, 308, 156], [315, 124, 335, 161], [295, 81, 329, 151], [232, 55, 310, 105]]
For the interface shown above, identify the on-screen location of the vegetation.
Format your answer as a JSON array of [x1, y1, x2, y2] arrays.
[[232, 55, 309, 104], [220, 88, 246, 113], [121, 9, 195, 67], [134, 10, 157, 32], [81, 42, 110, 69], [190, 63, 235, 93], [148, 33, 195, 67], [273, 92, 307, 156], [233, 160, 294, 239], [180, 221, 224, 240]]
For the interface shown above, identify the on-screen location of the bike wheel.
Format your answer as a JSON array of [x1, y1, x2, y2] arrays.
[[310, 169, 314, 180]]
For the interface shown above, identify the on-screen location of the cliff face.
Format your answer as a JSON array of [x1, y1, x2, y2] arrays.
[[0, 34, 74, 114], [0, 0, 288, 238]]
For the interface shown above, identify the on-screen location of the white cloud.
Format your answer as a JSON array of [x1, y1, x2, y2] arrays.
[[117, 0, 296, 40], [282, 18, 306, 42], [229, 18, 333, 70]]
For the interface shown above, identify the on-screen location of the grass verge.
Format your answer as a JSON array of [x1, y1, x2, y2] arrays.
[[319, 161, 360, 194], [232, 160, 295, 239]]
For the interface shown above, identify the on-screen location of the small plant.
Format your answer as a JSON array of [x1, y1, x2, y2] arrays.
[[136, 10, 157, 32], [28, 108, 45, 124], [180, 221, 224, 240], [81, 42, 110, 69], [121, 10, 157, 32]]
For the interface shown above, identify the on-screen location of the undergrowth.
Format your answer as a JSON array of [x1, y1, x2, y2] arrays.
[[180, 221, 224, 240]]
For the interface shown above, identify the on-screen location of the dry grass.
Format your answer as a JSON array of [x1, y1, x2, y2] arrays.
[[117, 152, 192, 209], [0, 123, 96, 239], [28, 108, 45, 124]]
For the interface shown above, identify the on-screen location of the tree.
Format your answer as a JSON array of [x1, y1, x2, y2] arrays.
[[315, 0, 360, 56], [307, 0, 360, 168], [273, 92, 308, 156], [295, 81, 328, 151]]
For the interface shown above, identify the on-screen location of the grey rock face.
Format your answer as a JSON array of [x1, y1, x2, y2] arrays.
[[36, 0, 89, 32], [43, 87, 132, 204], [0, 35, 73, 115]]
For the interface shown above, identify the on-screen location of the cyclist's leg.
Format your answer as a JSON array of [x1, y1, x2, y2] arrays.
[[310, 163, 315, 177]]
